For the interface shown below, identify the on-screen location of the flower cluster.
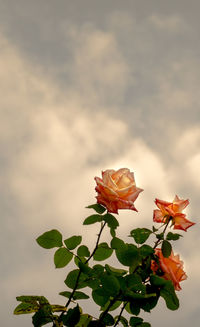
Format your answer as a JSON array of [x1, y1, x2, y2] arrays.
[[95, 168, 195, 291]]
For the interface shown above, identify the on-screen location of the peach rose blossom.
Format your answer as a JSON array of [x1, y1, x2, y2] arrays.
[[151, 248, 187, 291], [153, 195, 195, 231], [94, 168, 143, 214]]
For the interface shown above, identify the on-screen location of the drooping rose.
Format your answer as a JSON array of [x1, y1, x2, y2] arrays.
[[151, 248, 187, 291], [94, 168, 143, 214], [153, 195, 195, 231]]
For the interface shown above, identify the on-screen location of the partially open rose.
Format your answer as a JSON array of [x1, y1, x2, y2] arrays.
[[151, 248, 187, 291], [94, 168, 143, 213], [153, 195, 195, 231]]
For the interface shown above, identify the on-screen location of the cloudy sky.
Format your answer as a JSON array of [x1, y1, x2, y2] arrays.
[[0, 1, 199, 326]]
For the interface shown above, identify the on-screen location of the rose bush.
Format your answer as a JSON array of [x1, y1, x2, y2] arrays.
[[153, 195, 195, 231], [151, 248, 187, 291], [94, 168, 143, 213], [14, 168, 196, 327]]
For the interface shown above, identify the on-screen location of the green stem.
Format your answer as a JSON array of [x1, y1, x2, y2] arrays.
[[86, 221, 106, 263], [58, 221, 107, 322], [113, 302, 127, 327], [153, 217, 171, 249]]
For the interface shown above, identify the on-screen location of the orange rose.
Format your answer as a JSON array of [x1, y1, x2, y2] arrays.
[[151, 248, 187, 291], [153, 195, 195, 231], [94, 168, 143, 213]]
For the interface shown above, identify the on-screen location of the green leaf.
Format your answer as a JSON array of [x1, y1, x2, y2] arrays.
[[59, 291, 71, 298], [62, 305, 81, 327], [88, 321, 104, 327], [166, 232, 183, 241], [75, 314, 92, 327], [152, 226, 158, 232], [14, 296, 51, 316], [77, 245, 90, 257], [125, 303, 140, 316], [110, 228, 116, 237], [14, 302, 39, 315], [103, 213, 119, 229], [105, 264, 127, 277], [150, 275, 168, 287], [110, 237, 125, 250], [92, 288, 109, 306], [129, 302, 140, 316], [101, 300, 122, 312], [16, 296, 49, 304], [85, 279, 100, 290], [116, 244, 141, 268], [78, 262, 93, 276], [59, 291, 89, 300], [156, 232, 164, 240], [130, 228, 152, 244], [36, 229, 62, 249], [93, 243, 113, 261], [150, 275, 179, 310], [54, 248, 73, 268], [129, 316, 143, 326], [83, 214, 102, 225], [101, 274, 120, 296], [100, 313, 115, 326], [64, 236, 82, 250], [125, 274, 145, 293], [161, 240, 172, 258], [86, 204, 106, 214], [74, 256, 86, 267], [65, 269, 87, 289], [160, 281, 179, 310], [115, 316, 128, 327], [139, 245, 154, 258], [140, 323, 151, 327], [32, 305, 52, 327], [93, 264, 104, 275], [73, 291, 89, 300]]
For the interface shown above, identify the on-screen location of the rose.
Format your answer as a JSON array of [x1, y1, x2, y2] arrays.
[[94, 168, 143, 213], [153, 195, 195, 231], [151, 248, 187, 291]]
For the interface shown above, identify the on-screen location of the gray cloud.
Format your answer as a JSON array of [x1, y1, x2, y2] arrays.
[[0, 2, 199, 327]]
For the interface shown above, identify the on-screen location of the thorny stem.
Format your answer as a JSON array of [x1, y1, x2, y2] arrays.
[[58, 221, 107, 323], [86, 221, 106, 263]]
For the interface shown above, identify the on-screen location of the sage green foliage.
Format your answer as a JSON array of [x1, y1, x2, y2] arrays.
[[129, 228, 152, 244], [60, 291, 89, 300], [166, 232, 183, 241], [77, 245, 90, 257], [54, 248, 73, 268], [15, 202, 182, 327], [64, 236, 82, 250], [93, 243, 113, 261], [161, 240, 172, 258], [36, 229, 62, 249]]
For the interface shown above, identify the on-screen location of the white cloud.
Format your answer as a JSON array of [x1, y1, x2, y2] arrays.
[[62, 24, 130, 105]]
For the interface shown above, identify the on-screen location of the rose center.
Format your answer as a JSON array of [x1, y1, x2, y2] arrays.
[[117, 175, 131, 189]]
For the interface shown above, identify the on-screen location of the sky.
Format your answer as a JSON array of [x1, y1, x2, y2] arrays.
[[0, 1, 199, 326]]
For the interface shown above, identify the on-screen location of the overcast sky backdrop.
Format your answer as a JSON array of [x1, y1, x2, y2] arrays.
[[0, 1, 199, 326]]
